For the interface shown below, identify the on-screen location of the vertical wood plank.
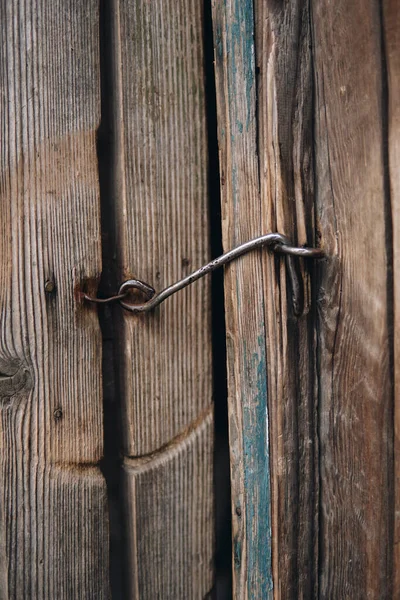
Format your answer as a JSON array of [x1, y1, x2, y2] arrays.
[[212, 0, 319, 596], [211, 1, 273, 597], [108, 0, 214, 596], [255, 2, 318, 597], [382, 2, 400, 594], [116, 0, 212, 457], [122, 410, 214, 599], [312, 1, 393, 596], [0, 0, 110, 598]]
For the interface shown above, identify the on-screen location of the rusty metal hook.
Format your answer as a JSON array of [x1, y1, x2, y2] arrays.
[[84, 232, 324, 314]]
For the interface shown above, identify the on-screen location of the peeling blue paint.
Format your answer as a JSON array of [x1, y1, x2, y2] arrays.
[[242, 338, 273, 597], [225, 0, 255, 131], [215, 23, 223, 61], [233, 536, 242, 570], [216, 0, 273, 596], [225, 0, 256, 217]]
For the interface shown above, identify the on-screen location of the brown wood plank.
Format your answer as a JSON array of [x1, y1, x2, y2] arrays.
[[211, 1, 274, 597], [114, 0, 212, 457], [382, 2, 400, 594], [107, 0, 214, 595], [255, 2, 319, 597], [0, 0, 110, 598], [122, 409, 214, 599], [212, 0, 319, 596], [312, 1, 393, 596]]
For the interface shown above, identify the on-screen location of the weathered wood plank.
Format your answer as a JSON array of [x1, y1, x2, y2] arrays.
[[211, 1, 273, 597], [122, 409, 214, 599], [212, 0, 320, 595], [115, 0, 212, 457], [108, 0, 214, 595], [312, 1, 393, 596], [0, 0, 110, 597], [382, 2, 400, 594], [255, 2, 319, 597]]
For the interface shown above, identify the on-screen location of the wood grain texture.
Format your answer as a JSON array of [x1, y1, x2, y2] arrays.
[[115, 0, 212, 457], [212, 1, 273, 597], [0, 0, 110, 598], [108, 1, 214, 596], [255, 2, 319, 597], [122, 409, 214, 599], [382, 2, 400, 594], [312, 1, 393, 596]]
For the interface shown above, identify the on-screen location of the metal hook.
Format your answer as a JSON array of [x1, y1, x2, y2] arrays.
[[85, 233, 324, 314], [84, 278, 155, 305]]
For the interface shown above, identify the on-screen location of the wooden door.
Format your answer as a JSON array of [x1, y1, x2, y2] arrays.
[[212, 0, 399, 598], [102, 1, 214, 597], [0, 1, 110, 597], [1, 0, 399, 599], [0, 1, 214, 598]]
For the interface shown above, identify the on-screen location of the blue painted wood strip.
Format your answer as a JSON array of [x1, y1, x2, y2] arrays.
[[212, 0, 273, 597]]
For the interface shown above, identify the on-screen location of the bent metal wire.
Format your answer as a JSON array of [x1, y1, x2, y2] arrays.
[[84, 232, 325, 314]]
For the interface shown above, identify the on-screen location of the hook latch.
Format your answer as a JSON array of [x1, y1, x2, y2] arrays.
[[84, 232, 324, 314]]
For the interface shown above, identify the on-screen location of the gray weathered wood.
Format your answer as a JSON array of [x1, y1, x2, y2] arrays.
[[108, 0, 214, 596], [312, 1, 393, 596], [0, 0, 110, 597], [382, 2, 400, 594]]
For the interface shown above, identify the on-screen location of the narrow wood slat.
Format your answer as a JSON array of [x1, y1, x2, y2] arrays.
[[312, 2, 393, 596], [211, 1, 273, 597], [382, 2, 400, 594], [0, 0, 110, 598], [122, 409, 214, 599], [109, 0, 214, 596], [255, 2, 319, 597]]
